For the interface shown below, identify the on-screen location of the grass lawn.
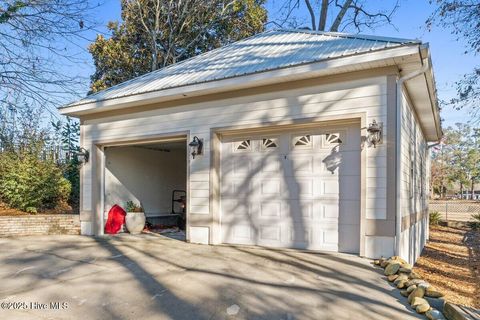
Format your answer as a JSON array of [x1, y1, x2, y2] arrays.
[[413, 225, 480, 308]]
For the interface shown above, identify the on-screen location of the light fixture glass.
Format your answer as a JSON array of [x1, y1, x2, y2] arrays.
[[188, 136, 203, 159], [76, 147, 89, 164], [367, 120, 383, 148]]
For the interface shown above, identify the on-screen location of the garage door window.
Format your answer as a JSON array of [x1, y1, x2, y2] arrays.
[[234, 140, 252, 152], [293, 135, 312, 148], [261, 138, 278, 150], [324, 133, 342, 146]]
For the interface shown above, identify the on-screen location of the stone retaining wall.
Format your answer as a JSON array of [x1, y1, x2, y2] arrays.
[[0, 214, 80, 236]]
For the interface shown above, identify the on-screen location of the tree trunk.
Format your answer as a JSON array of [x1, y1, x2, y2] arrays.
[[318, 0, 328, 31], [471, 179, 475, 200], [330, 0, 353, 32], [460, 183, 463, 199]]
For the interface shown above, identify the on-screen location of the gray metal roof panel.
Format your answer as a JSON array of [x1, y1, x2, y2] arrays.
[[64, 29, 419, 108]]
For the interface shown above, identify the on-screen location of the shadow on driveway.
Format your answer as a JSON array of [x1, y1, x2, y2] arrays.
[[0, 234, 422, 319]]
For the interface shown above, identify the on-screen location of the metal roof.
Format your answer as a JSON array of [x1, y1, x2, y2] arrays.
[[64, 29, 419, 108]]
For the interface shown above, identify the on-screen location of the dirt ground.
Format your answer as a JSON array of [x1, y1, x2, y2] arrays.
[[0, 202, 73, 216], [413, 225, 480, 308], [0, 203, 28, 216]]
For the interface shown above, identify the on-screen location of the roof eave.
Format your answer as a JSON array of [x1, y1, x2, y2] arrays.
[[421, 43, 443, 141]]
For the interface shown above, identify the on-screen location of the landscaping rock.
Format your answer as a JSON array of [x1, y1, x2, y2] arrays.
[[407, 285, 417, 293], [394, 276, 408, 285], [408, 286, 425, 304], [443, 302, 476, 320], [406, 279, 427, 287], [424, 297, 445, 312], [385, 263, 401, 275], [390, 256, 408, 264], [399, 267, 412, 273], [418, 282, 431, 289], [425, 308, 446, 320], [425, 288, 444, 298], [400, 290, 409, 297], [373, 259, 380, 265], [416, 303, 431, 314], [409, 271, 422, 279], [387, 274, 399, 282], [411, 297, 429, 307], [401, 263, 413, 269], [397, 280, 407, 289], [380, 259, 389, 268]]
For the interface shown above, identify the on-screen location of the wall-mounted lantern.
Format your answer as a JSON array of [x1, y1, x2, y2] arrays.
[[76, 147, 89, 164], [188, 136, 203, 159], [367, 120, 383, 148]]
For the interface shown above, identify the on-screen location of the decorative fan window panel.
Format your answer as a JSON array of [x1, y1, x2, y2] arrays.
[[322, 133, 343, 148], [233, 139, 252, 152], [260, 138, 279, 151], [292, 135, 312, 149]]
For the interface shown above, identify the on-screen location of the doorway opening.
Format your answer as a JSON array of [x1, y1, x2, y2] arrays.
[[103, 139, 187, 240]]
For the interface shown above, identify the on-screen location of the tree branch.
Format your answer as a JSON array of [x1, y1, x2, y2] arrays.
[[330, 0, 353, 32]]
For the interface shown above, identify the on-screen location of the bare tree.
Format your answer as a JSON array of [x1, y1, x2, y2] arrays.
[[129, 0, 265, 71], [0, 0, 100, 113], [273, 0, 400, 32]]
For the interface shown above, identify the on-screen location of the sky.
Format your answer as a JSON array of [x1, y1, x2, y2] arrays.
[[58, 0, 478, 129]]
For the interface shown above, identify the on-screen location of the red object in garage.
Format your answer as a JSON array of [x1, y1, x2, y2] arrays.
[[104, 204, 126, 234]]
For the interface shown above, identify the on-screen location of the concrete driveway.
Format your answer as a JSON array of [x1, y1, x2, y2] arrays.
[[0, 234, 422, 320]]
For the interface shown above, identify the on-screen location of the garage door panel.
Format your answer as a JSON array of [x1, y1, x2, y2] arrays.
[[221, 179, 252, 196], [321, 203, 340, 220], [262, 157, 282, 173], [221, 199, 251, 217], [259, 179, 283, 195], [259, 202, 282, 218], [221, 125, 360, 253], [321, 179, 339, 196], [232, 225, 254, 241], [289, 224, 312, 246], [259, 224, 281, 242], [232, 157, 252, 176]]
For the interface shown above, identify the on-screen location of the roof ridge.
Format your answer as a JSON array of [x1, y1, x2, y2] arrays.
[[273, 28, 420, 44]]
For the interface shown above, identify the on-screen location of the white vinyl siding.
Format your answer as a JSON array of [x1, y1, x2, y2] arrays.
[[399, 89, 428, 263], [400, 92, 428, 216]]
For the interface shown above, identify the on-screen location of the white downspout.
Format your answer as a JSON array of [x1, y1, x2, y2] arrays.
[[395, 57, 430, 256]]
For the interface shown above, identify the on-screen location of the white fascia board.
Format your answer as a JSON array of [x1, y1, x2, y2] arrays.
[[60, 45, 421, 117]]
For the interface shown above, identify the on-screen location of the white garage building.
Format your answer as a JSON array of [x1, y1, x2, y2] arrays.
[[60, 29, 441, 264]]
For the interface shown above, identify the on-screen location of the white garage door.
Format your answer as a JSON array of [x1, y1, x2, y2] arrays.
[[220, 124, 360, 252]]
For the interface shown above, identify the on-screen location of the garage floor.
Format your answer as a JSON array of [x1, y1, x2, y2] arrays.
[[0, 234, 423, 320]]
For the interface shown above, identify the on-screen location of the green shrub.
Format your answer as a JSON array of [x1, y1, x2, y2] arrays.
[[0, 151, 71, 212], [62, 158, 80, 212], [25, 207, 37, 214], [125, 200, 142, 212], [429, 211, 442, 225], [469, 213, 480, 230]]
